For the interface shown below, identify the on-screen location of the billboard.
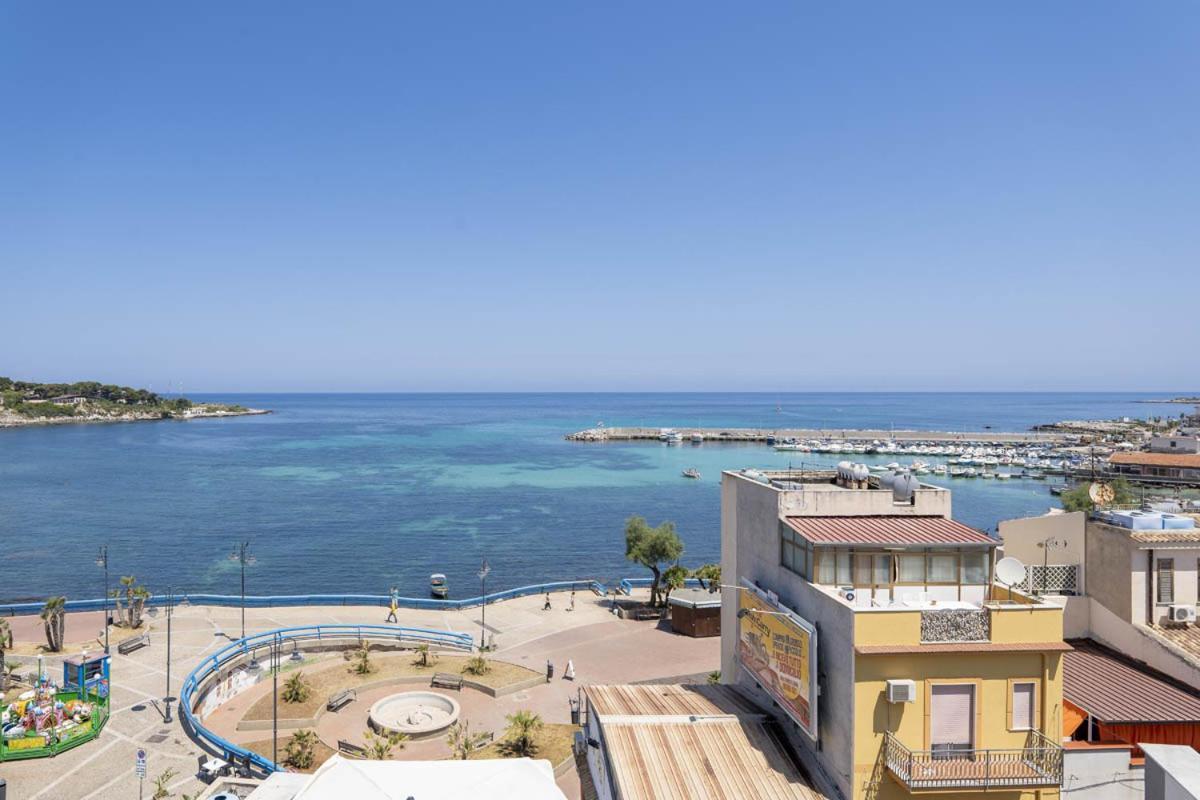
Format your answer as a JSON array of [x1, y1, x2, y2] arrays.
[[737, 581, 819, 740]]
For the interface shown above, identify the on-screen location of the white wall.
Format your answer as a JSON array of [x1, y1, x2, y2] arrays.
[[999, 511, 1086, 594], [1088, 599, 1200, 688], [1063, 747, 1144, 800]]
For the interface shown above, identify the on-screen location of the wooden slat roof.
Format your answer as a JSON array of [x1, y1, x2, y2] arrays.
[[603, 718, 822, 800], [1063, 639, 1200, 724], [1110, 452, 1200, 468], [586, 684, 764, 719]]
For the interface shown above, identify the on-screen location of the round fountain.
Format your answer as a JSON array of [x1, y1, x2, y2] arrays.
[[368, 691, 461, 738]]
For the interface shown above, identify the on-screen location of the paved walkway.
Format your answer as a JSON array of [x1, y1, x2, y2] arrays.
[[0, 590, 718, 800]]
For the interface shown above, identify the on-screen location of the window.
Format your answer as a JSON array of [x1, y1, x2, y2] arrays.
[[874, 555, 892, 586], [780, 527, 808, 580], [1011, 682, 1036, 730], [928, 553, 958, 584], [837, 551, 852, 585], [816, 549, 835, 584], [961, 552, 988, 584], [854, 554, 873, 587], [930, 684, 975, 756], [897, 554, 925, 583], [1158, 558, 1175, 604]]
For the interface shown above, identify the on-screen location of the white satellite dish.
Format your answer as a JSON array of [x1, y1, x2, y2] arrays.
[[995, 557, 1026, 587], [1089, 482, 1115, 507]]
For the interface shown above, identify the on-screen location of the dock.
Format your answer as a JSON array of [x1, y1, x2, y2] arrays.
[[566, 426, 1078, 445]]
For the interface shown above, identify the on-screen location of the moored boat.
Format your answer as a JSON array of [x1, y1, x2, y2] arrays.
[[682, 468, 701, 479], [430, 573, 449, 598]]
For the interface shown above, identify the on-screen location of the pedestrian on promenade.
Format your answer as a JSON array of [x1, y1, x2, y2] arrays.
[[543, 592, 552, 611], [546, 659, 554, 680], [568, 591, 576, 612], [564, 659, 575, 681], [386, 586, 399, 623]]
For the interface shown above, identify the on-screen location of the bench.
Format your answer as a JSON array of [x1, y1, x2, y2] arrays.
[[338, 740, 367, 758], [117, 633, 150, 655], [326, 689, 356, 712], [632, 607, 662, 621], [431, 672, 463, 690]]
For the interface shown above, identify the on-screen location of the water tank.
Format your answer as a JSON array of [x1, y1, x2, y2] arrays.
[[893, 472, 920, 503], [853, 463, 870, 482]]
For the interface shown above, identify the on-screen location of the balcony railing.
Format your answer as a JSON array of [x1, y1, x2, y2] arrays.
[[1017, 564, 1080, 596], [884, 730, 1063, 791]]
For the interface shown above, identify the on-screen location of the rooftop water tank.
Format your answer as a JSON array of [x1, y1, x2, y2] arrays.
[[1162, 514, 1196, 530], [893, 473, 920, 503]]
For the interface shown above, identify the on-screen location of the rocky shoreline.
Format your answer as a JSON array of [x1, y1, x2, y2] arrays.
[[0, 406, 271, 428]]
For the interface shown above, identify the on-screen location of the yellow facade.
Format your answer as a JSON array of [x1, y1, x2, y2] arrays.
[[850, 605, 1065, 800]]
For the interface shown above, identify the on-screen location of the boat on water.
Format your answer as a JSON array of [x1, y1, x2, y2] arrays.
[[774, 443, 808, 452], [430, 573, 449, 599], [682, 468, 701, 479], [964, 467, 978, 477], [995, 472, 1011, 480], [981, 471, 995, 479], [932, 465, 947, 475], [949, 467, 966, 477], [665, 431, 683, 445], [690, 433, 704, 444]]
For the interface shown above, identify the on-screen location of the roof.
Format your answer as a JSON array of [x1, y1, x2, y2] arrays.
[[601, 718, 821, 800], [1150, 625, 1200, 665], [586, 684, 762, 719], [1109, 452, 1200, 468], [247, 755, 566, 800], [1063, 639, 1200, 724], [667, 588, 722, 609], [1130, 528, 1200, 544], [783, 516, 995, 547]]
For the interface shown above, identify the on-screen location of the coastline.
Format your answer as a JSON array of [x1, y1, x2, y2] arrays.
[[0, 406, 271, 429]]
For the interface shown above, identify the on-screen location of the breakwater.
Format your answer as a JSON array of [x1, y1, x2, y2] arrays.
[[566, 426, 1076, 445]]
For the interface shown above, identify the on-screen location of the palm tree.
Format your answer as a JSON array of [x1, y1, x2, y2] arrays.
[[282, 671, 311, 703], [363, 729, 408, 759], [446, 720, 490, 760], [0, 618, 12, 692], [285, 729, 319, 769], [113, 576, 149, 628], [40, 596, 66, 652], [352, 642, 373, 675], [413, 643, 436, 668], [503, 710, 543, 757]]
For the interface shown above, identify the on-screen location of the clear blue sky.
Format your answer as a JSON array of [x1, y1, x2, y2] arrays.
[[2, 2, 1197, 392]]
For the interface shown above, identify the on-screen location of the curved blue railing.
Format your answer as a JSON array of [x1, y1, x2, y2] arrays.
[[617, 577, 703, 595], [179, 624, 473, 773], [0, 579, 608, 617]]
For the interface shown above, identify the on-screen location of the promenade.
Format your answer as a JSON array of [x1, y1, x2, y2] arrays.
[[0, 589, 718, 800]]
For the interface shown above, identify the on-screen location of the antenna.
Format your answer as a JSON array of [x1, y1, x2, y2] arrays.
[[995, 557, 1026, 603], [1088, 482, 1115, 507]]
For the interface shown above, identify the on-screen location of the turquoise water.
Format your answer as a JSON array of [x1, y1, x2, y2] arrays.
[[0, 392, 1190, 602]]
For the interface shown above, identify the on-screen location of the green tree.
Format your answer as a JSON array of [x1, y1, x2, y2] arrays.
[[503, 710, 543, 757], [691, 563, 721, 592], [661, 564, 689, 605], [40, 596, 66, 652], [446, 719, 490, 760], [282, 672, 311, 704], [413, 642, 436, 668], [0, 618, 12, 692], [351, 642, 373, 675], [1060, 479, 1138, 512], [624, 516, 684, 607], [285, 729, 319, 769]]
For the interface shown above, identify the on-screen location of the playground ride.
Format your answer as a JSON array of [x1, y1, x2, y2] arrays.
[[0, 653, 110, 761]]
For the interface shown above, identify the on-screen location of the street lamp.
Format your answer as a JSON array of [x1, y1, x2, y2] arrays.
[[272, 632, 279, 768], [164, 587, 175, 723], [229, 541, 255, 640], [95, 546, 109, 655], [478, 558, 491, 651]]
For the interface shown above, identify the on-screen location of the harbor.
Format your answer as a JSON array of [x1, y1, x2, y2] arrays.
[[567, 425, 1078, 445]]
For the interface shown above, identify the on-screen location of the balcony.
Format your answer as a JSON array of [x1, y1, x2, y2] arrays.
[[884, 730, 1063, 791]]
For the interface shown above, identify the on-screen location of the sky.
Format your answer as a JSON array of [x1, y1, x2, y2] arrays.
[[1, 2, 1197, 392]]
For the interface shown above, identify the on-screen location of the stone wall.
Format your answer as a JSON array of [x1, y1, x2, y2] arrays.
[[921, 609, 989, 642]]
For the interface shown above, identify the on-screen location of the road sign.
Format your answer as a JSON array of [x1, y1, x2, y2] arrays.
[[135, 748, 147, 778]]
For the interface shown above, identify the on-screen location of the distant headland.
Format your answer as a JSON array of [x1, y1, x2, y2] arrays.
[[0, 376, 270, 428]]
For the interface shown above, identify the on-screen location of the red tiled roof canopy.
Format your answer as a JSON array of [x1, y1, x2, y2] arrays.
[[1063, 639, 1200, 724], [1109, 452, 1200, 468], [783, 516, 994, 547]]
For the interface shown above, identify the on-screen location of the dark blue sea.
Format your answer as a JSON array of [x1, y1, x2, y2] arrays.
[[0, 393, 1190, 602]]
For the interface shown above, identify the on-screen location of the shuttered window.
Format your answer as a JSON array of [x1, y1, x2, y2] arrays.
[[930, 684, 975, 753], [1158, 558, 1175, 604], [1012, 682, 1035, 730]]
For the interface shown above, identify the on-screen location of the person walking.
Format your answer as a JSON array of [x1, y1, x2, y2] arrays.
[[543, 592, 552, 611], [568, 591, 576, 612], [564, 659, 575, 681], [385, 586, 399, 623]]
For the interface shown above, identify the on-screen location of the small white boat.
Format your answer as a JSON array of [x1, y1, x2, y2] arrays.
[[690, 433, 704, 444], [430, 573, 449, 598], [932, 465, 947, 475], [665, 431, 683, 445], [682, 468, 701, 479], [964, 468, 977, 478], [995, 472, 1011, 480]]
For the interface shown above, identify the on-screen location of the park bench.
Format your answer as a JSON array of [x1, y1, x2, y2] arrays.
[[326, 689, 356, 712], [117, 633, 150, 655], [632, 607, 662, 621], [338, 740, 367, 758], [431, 672, 463, 690]]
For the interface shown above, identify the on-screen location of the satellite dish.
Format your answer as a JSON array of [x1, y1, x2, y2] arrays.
[[1089, 482, 1115, 507], [995, 557, 1026, 587]]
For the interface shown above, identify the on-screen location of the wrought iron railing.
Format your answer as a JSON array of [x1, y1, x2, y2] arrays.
[[884, 730, 1062, 790]]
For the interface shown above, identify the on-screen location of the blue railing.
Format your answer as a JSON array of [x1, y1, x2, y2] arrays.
[[0, 580, 608, 617], [617, 577, 702, 595], [179, 624, 473, 773]]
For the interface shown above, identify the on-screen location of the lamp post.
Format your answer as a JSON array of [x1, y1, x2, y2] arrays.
[[229, 541, 255, 640], [478, 558, 490, 651], [1036, 537, 1067, 596], [164, 587, 174, 723], [272, 632, 279, 768], [95, 546, 109, 655]]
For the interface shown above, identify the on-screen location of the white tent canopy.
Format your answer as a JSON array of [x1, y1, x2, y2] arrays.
[[248, 755, 567, 800]]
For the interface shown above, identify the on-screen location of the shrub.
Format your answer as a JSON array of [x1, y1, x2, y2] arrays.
[[463, 655, 490, 676]]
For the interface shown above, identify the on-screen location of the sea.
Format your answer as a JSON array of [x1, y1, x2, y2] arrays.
[[0, 392, 1191, 603]]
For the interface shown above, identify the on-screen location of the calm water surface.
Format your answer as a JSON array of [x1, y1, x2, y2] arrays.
[[0, 392, 1189, 602]]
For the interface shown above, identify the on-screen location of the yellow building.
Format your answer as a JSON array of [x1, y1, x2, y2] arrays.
[[720, 468, 1066, 800]]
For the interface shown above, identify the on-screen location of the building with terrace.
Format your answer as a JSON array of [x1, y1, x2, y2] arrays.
[[720, 467, 1067, 800]]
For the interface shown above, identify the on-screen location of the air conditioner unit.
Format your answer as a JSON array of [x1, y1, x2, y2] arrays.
[[1169, 605, 1197, 624], [838, 586, 856, 603], [886, 680, 916, 704]]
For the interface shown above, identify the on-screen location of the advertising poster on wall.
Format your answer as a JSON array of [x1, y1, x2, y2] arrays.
[[737, 581, 819, 740]]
